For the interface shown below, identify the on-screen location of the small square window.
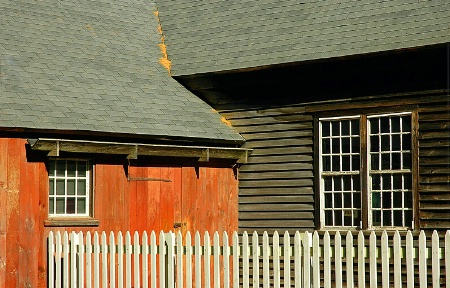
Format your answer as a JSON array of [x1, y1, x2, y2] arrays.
[[48, 159, 92, 217]]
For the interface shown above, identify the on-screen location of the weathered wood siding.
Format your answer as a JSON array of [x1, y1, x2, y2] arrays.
[[220, 109, 315, 234], [0, 137, 238, 288], [219, 91, 449, 235]]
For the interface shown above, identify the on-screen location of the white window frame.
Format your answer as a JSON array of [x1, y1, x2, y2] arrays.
[[48, 159, 92, 217], [319, 112, 415, 230]]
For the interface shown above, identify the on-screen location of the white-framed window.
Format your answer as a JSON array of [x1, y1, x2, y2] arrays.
[[319, 112, 415, 230], [48, 159, 92, 217]]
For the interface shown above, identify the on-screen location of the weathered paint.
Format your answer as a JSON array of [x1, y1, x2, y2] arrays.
[[0, 137, 238, 287]]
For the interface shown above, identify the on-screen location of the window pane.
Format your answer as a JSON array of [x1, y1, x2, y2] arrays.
[[405, 211, 413, 227], [382, 174, 391, 190], [332, 156, 340, 171], [381, 153, 390, 170], [48, 161, 55, 176], [372, 192, 381, 208], [391, 117, 400, 133], [393, 192, 402, 208], [342, 156, 350, 171], [335, 210, 342, 226], [334, 177, 342, 191], [351, 137, 360, 153], [371, 154, 379, 170], [322, 122, 330, 137], [49, 179, 54, 195], [393, 210, 403, 226], [392, 134, 401, 151], [373, 210, 381, 226], [66, 198, 76, 214], [402, 134, 411, 150], [405, 192, 413, 208], [382, 192, 392, 208], [56, 198, 65, 214], [325, 193, 332, 208], [392, 153, 401, 169], [323, 156, 331, 171], [332, 122, 340, 136], [402, 116, 411, 132], [393, 174, 402, 189], [383, 210, 392, 226], [67, 179, 75, 195], [380, 117, 389, 133], [56, 180, 65, 195], [335, 193, 342, 208], [370, 136, 379, 152], [56, 161, 65, 176], [341, 121, 350, 135], [370, 118, 379, 134], [351, 120, 359, 135], [344, 193, 351, 208], [67, 161, 76, 177], [352, 155, 360, 171], [78, 162, 87, 177], [403, 152, 411, 169], [404, 174, 412, 190], [372, 175, 381, 190], [344, 212, 352, 226], [77, 198, 86, 214], [323, 138, 330, 154], [342, 137, 350, 153], [343, 176, 351, 191], [353, 192, 361, 208], [332, 138, 340, 153], [77, 179, 86, 195], [49, 198, 54, 214], [325, 210, 333, 226], [353, 176, 361, 191], [381, 135, 390, 151]]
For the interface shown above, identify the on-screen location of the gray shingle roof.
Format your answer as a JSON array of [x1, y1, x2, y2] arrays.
[[0, 0, 244, 144], [156, 0, 450, 76]]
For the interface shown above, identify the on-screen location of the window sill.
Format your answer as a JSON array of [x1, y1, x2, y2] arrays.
[[44, 218, 100, 227]]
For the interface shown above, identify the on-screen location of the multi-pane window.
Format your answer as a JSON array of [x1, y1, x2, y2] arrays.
[[48, 159, 91, 217], [319, 112, 414, 230]]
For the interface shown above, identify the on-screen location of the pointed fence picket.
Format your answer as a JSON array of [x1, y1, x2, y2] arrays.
[[49, 230, 450, 287]]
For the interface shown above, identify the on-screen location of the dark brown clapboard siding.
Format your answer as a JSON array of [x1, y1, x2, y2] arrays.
[[221, 108, 315, 234], [418, 99, 450, 231]]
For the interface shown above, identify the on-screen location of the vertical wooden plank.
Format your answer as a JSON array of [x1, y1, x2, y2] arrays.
[[94, 232, 100, 288], [126, 232, 132, 288], [118, 232, 124, 288], [176, 231, 183, 288], [102, 232, 108, 288], [226, 168, 238, 234], [63, 232, 69, 288], [273, 231, 280, 288], [79, 232, 85, 288], [294, 231, 301, 288], [283, 231, 290, 288], [393, 231, 401, 288], [173, 168, 183, 234], [214, 232, 220, 288], [312, 231, 320, 288], [150, 231, 157, 288], [48, 232, 54, 288], [160, 167, 174, 232], [369, 231, 377, 288], [252, 231, 259, 288], [381, 230, 389, 288], [147, 167, 161, 232], [0, 138, 8, 288], [195, 232, 202, 288], [446, 231, 450, 288], [159, 231, 166, 288], [110, 232, 116, 288], [406, 231, 414, 288], [323, 232, 331, 288], [38, 161, 49, 288], [19, 139, 40, 288], [431, 230, 440, 288], [6, 138, 20, 288], [242, 232, 250, 288], [134, 232, 141, 288], [302, 232, 311, 288], [223, 232, 230, 288], [185, 232, 192, 288], [262, 231, 270, 288], [357, 231, 365, 288], [182, 167, 196, 234], [335, 231, 342, 288], [86, 232, 92, 288], [56, 232, 62, 288], [419, 230, 427, 288], [232, 232, 239, 288], [204, 231, 211, 288], [166, 232, 174, 288], [345, 231, 354, 288]]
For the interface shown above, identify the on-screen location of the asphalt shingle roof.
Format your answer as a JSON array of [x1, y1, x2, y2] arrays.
[[0, 0, 244, 144], [156, 0, 450, 76]]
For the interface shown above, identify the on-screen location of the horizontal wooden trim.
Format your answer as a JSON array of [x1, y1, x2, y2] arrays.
[[44, 218, 100, 227], [27, 138, 251, 163]]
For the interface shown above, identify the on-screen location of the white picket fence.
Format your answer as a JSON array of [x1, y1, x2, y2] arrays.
[[48, 230, 450, 288]]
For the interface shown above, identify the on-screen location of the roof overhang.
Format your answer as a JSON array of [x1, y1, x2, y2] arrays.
[[27, 138, 251, 163]]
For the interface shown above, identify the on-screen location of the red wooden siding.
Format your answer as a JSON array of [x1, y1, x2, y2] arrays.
[[0, 138, 238, 288]]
